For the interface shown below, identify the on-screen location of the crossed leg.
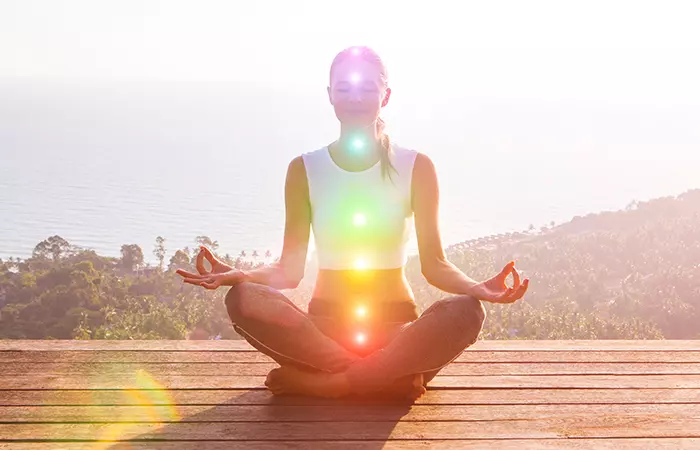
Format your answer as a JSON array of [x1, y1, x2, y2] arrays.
[[225, 282, 486, 399]]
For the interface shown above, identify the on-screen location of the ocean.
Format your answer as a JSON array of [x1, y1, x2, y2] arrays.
[[2, 79, 698, 264]]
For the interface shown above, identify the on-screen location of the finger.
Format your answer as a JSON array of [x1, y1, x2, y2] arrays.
[[505, 279, 529, 302], [514, 279, 530, 298], [499, 261, 515, 282], [511, 266, 521, 289], [186, 275, 214, 283], [196, 250, 209, 275], [500, 261, 514, 275], [200, 279, 221, 290], [177, 269, 204, 279], [488, 287, 512, 304], [201, 246, 218, 264]]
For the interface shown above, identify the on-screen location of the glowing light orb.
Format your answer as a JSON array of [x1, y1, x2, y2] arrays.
[[353, 258, 368, 270], [351, 47, 361, 55], [355, 332, 367, 344], [355, 305, 367, 318], [353, 213, 367, 227], [351, 138, 365, 150], [349, 72, 361, 84]]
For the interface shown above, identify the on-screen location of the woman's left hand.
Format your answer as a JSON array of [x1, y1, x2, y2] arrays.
[[469, 261, 529, 304]]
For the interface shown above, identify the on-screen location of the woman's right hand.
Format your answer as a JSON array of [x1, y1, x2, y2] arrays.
[[175, 246, 242, 289], [195, 246, 233, 275], [176, 268, 245, 290]]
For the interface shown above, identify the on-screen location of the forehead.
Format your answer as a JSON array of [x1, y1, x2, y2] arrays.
[[330, 58, 383, 86]]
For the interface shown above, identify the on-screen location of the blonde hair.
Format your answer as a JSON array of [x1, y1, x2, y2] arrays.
[[330, 46, 398, 182]]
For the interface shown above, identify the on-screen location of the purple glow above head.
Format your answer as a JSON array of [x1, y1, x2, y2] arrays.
[[351, 47, 361, 55]]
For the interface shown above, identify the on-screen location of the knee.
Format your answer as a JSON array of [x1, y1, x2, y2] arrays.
[[224, 282, 255, 323], [224, 281, 306, 329], [441, 294, 486, 326], [464, 295, 487, 325]]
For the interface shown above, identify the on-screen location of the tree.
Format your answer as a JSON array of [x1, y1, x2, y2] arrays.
[[153, 236, 167, 271], [168, 250, 191, 272], [33, 235, 71, 261], [195, 236, 219, 252], [120, 244, 144, 272]]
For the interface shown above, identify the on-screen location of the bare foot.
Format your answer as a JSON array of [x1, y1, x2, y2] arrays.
[[265, 366, 350, 398], [265, 367, 427, 402], [380, 373, 427, 402]]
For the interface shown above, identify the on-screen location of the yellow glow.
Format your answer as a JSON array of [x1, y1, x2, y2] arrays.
[[352, 213, 367, 227], [355, 305, 367, 318], [353, 258, 368, 270], [93, 369, 180, 442], [355, 332, 366, 344]]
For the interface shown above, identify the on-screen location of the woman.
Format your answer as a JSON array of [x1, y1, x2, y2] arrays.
[[177, 46, 529, 401]]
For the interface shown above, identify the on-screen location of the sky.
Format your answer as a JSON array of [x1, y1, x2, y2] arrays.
[[1, 0, 699, 262], [1, 0, 699, 104]]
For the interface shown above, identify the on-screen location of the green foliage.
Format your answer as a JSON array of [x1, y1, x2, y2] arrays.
[[1, 189, 698, 340]]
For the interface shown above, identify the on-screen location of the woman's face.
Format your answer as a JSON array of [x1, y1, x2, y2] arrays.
[[328, 58, 391, 127]]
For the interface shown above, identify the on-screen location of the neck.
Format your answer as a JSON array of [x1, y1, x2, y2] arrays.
[[336, 121, 381, 158]]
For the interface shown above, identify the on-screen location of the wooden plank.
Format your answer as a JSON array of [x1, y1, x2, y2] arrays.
[[4, 362, 699, 376], [5, 350, 700, 363], [3, 374, 700, 390], [3, 388, 699, 406], [2, 340, 700, 351], [1, 439, 699, 449], [1, 417, 699, 440], [1, 403, 698, 423]]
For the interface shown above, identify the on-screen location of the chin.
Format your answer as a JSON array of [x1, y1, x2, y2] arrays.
[[337, 113, 377, 127]]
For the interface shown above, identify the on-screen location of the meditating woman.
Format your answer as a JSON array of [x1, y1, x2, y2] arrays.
[[177, 46, 529, 400]]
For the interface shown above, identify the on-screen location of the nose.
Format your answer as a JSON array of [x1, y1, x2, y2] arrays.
[[348, 91, 363, 103]]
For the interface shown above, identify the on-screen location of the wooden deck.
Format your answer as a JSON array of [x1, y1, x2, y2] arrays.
[[0, 340, 699, 449]]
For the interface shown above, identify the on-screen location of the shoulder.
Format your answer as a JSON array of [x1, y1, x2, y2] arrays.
[[287, 145, 329, 187], [399, 147, 435, 180], [286, 152, 314, 186], [390, 144, 435, 182], [297, 146, 329, 173], [413, 151, 435, 173]]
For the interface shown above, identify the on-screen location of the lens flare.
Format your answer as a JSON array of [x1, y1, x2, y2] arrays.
[[355, 332, 367, 344], [355, 305, 367, 318], [93, 368, 180, 442], [353, 258, 368, 270], [349, 72, 361, 84], [352, 138, 365, 150], [353, 213, 367, 227]]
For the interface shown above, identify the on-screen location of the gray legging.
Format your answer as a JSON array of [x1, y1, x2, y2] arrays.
[[224, 281, 487, 395]]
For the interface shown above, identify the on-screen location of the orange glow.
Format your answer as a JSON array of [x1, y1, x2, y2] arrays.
[[355, 332, 367, 344], [355, 305, 367, 318], [353, 258, 368, 270]]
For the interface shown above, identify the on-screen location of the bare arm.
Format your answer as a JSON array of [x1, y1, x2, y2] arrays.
[[412, 152, 480, 295], [239, 156, 311, 289]]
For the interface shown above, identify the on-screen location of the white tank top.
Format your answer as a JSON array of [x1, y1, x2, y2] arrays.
[[301, 143, 418, 270]]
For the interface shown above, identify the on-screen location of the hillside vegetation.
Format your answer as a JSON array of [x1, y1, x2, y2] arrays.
[[1, 189, 698, 340]]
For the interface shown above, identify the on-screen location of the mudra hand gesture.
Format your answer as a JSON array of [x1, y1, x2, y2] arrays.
[[176, 246, 244, 290], [470, 261, 530, 304]]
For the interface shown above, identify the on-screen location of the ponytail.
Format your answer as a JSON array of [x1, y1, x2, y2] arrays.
[[376, 116, 398, 183]]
